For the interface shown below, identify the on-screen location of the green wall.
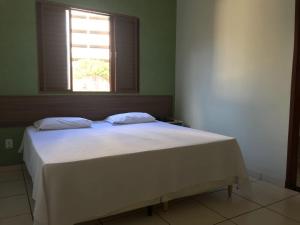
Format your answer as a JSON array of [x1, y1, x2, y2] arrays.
[[0, 0, 176, 165]]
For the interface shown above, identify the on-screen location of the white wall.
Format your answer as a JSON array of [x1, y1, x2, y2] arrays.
[[175, 0, 295, 185]]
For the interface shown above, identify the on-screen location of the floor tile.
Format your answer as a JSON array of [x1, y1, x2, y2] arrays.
[[157, 199, 225, 225], [268, 195, 300, 222], [23, 173, 34, 210], [23, 169, 32, 184], [28, 196, 35, 213], [0, 181, 26, 198], [103, 211, 167, 225], [232, 208, 300, 225], [76, 219, 101, 225], [0, 171, 23, 183], [101, 209, 145, 223], [234, 181, 298, 205], [0, 195, 30, 219], [0, 214, 32, 225], [24, 169, 33, 193], [25, 181, 33, 198], [196, 190, 260, 218], [216, 221, 236, 225]]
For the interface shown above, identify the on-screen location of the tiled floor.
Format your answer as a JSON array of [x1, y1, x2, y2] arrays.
[[1, 166, 300, 225]]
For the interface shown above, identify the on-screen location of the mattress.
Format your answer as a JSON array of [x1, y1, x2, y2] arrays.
[[22, 121, 248, 225]]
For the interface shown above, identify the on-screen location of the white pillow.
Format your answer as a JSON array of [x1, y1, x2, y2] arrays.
[[105, 112, 156, 125], [34, 117, 92, 130]]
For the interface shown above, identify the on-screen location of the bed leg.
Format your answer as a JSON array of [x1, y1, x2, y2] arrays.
[[147, 206, 153, 216], [228, 185, 233, 198], [163, 201, 169, 211]]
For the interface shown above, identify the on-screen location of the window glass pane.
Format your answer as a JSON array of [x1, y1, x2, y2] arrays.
[[71, 10, 110, 92]]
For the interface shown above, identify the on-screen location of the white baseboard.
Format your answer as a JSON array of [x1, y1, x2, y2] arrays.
[[247, 169, 285, 187]]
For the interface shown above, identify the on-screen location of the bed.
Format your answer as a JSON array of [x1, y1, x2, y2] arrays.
[[22, 121, 248, 225]]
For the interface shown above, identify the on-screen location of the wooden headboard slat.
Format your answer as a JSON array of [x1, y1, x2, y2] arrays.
[[0, 95, 173, 127]]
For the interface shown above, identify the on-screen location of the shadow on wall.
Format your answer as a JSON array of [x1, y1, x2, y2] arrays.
[[175, 0, 216, 129], [175, 0, 295, 185]]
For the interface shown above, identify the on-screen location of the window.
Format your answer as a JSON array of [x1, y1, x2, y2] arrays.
[[71, 10, 111, 92], [37, 2, 139, 93]]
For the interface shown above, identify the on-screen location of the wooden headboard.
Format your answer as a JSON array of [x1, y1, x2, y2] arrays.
[[0, 95, 173, 127]]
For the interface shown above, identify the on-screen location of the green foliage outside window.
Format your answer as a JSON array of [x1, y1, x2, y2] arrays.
[[73, 59, 109, 80]]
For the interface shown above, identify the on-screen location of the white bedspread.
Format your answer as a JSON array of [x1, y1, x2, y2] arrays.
[[22, 121, 248, 225]]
